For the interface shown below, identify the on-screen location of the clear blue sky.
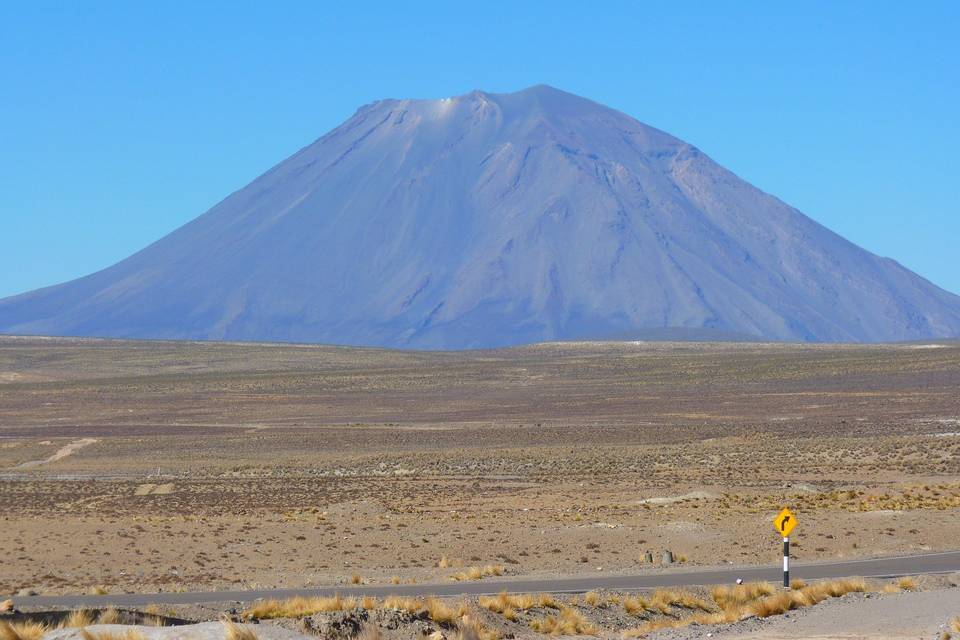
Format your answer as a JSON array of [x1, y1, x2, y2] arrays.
[[2, 1, 958, 298]]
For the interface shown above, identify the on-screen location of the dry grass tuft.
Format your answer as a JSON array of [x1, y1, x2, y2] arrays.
[[88, 586, 110, 596], [63, 610, 96, 628], [424, 598, 466, 626], [383, 595, 424, 614], [583, 591, 600, 607], [479, 592, 541, 614], [814, 578, 867, 598], [536, 594, 560, 610], [625, 608, 742, 637], [897, 577, 918, 591], [1, 621, 47, 640], [350, 574, 363, 585], [361, 596, 379, 610], [144, 616, 167, 628], [789, 578, 807, 590], [244, 594, 358, 619], [456, 620, 500, 640], [746, 591, 809, 618], [650, 589, 713, 613], [97, 608, 122, 625], [479, 591, 563, 617], [529, 607, 597, 636], [0, 601, 12, 614], [142, 605, 169, 627], [451, 565, 504, 582], [952, 617, 960, 633], [622, 617, 685, 637], [220, 618, 258, 640], [622, 595, 650, 616], [711, 582, 776, 609]]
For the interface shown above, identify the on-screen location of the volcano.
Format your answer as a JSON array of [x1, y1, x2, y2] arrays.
[[2, 85, 959, 348]]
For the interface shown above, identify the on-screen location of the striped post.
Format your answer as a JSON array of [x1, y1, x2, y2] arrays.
[[783, 536, 790, 588]]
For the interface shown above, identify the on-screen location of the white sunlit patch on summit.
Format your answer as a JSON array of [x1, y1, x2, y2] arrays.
[[434, 96, 456, 117]]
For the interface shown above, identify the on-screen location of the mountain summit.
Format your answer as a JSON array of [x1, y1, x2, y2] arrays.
[[3, 85, 960, 347]]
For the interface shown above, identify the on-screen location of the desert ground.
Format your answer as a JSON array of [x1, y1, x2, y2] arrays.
[[2, 336, 960, 637]]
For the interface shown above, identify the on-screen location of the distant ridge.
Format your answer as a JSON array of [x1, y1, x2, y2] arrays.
[[2, 85, 959, 348]]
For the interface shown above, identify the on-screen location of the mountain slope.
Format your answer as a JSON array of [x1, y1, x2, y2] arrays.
[[2, 85, 960, 347]]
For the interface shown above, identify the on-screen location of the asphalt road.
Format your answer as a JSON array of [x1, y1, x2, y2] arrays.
[[13, 550, 960, 609]]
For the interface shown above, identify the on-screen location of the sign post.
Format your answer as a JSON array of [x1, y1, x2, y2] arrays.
[[773, 507, 797, 588]]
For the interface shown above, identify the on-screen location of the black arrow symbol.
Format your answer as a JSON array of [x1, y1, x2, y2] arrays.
[[780, 515, 791, 532]]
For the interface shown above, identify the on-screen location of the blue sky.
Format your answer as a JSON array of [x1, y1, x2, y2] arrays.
[[1, 1, 958, 298]]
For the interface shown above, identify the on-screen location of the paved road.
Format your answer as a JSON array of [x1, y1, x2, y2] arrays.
[[13, 550, 960, 609]]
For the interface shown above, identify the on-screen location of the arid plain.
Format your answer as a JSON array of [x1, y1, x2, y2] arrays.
[[2, 336, 960, 599]]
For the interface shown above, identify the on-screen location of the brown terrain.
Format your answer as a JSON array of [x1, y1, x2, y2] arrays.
[[2, 335, 960, 604]]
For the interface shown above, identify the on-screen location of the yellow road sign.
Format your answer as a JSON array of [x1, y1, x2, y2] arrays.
[[773, 507, 797, 537]]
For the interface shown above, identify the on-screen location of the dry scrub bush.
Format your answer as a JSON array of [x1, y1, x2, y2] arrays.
[[529, 607, 597, 636], [350, 575, 363, 585], [221, 619, 258, 640]]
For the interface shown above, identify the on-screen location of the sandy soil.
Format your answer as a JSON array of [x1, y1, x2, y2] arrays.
[[1, 337, 959, 596]]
